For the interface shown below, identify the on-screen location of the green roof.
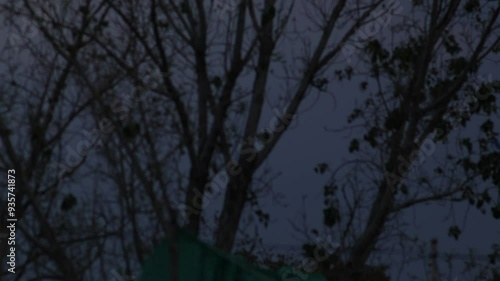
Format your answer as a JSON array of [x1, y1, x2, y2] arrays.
[[138, 229, 327, 281]]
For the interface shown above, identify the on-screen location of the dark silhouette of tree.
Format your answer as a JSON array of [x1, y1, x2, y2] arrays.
[[296, 0, 500, 280], [0, 0, 498, 281]]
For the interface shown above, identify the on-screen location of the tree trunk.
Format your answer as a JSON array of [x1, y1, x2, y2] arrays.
[[184, 167, 209, 235], [215, 173, 251, 251]]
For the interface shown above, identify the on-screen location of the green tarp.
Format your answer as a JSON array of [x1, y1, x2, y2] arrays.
[[139, 230, 327, 281]]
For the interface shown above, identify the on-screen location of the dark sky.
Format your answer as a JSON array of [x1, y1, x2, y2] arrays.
[[1, 0, 499, 280], [202, 1, 500, 280], [240, 86, 494, 272]]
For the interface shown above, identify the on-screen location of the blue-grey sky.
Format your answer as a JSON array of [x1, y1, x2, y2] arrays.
[[1, 1, 499, 281]]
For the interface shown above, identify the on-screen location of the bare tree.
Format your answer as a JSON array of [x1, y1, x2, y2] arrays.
[[0, 0, 390, 280], [2, 0, 498, 280]]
